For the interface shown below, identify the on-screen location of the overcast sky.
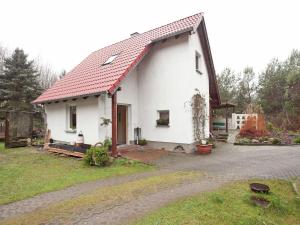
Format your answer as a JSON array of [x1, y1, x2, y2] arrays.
[[1, 0, 300, 75]]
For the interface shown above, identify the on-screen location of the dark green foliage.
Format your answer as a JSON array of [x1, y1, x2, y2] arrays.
[[217, 50, 300, 130], [93, 147, 109, 166], [84, 146, 109, 167], [238, 138, 251, 144], [207, 137, 216, 148], [216, 67, 256, 114], [0, 48, 41, 111], [103, 138, 112, 148], [100, 117, 111, 126], [138, 139, 147, 146], [235, 67, 256, 113], [258, 50, 300, 130], [84, 148, 94, 166], [294, 137, 300, 143], [216, 68, 238, 116], [272, 138, 281, 145], [217, 68, 238, 103]]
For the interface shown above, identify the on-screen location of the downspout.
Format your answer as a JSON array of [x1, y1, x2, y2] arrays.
[[111, 92, 117, 157]]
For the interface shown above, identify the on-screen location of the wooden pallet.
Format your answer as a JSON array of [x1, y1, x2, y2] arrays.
[[47, 147, 84, 158]]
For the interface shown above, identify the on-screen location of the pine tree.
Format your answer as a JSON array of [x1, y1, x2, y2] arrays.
[[0, 48, 41, 111]]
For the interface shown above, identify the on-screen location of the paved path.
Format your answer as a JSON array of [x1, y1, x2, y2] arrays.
[[1, 144, 300, 224]]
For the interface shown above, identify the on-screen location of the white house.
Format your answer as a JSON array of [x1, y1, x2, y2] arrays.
[[33, 13, 221, 153]]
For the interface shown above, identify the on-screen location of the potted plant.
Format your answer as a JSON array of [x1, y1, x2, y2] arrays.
[[191, 89, 212, 154]]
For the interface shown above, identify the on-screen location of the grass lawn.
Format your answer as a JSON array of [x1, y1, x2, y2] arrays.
[[134, 179, 300, 225], [2, 171, 201, 225], [0, 142, 4, 151], [0, 144, 152, 205]]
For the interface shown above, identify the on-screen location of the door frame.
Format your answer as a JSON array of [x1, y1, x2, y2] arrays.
[[117, 104, 128, 145]]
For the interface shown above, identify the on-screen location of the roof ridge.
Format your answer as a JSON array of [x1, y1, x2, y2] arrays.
[[92, 12, 202, 54], [139, 12, 203, 36]]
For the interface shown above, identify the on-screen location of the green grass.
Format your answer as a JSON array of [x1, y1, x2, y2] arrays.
[[0, 145, 152, 205], [0, 142, 4, 151], [134, 179, 300, 225], [1, 171, 202, 225]]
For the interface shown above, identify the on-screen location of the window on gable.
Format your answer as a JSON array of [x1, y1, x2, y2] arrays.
[[156, 110, 169, 126], [69, 106, 77, 130], [195, 51, 202, 74], [102, 54, 118, 65]]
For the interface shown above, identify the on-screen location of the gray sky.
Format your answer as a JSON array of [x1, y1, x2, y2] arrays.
[[1, 0, 299, 75]]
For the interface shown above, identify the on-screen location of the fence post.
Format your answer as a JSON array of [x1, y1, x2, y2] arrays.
[[4, 112, 9, 148]]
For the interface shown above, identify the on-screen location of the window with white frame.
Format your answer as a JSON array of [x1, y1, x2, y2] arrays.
[[68, 105, 77, 130], [156, 110, 169, 126], [102, 54, 119, 65], [195, 51, 202, 74]]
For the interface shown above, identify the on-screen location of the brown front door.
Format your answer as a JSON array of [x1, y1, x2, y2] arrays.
[[117, 105, 127, 145]]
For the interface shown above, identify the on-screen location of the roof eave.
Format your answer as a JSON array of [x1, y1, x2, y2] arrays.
[[196, 18, 221, 106], [32, 91, 106, 105], [151, 26, 194, 43]]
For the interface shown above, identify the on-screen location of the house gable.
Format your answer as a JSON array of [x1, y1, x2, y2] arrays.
[[33, 13, 209, 104], [196, 19, 221, 106]]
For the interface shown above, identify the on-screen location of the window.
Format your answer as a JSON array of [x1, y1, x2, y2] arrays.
[[156, 110, 169, 126], [102, 54, 118, 65], [195, 51, 202, 74], [69, 106, 77, 130]]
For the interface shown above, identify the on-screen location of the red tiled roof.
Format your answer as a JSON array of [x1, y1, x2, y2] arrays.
[[33, 13, 203, 103]]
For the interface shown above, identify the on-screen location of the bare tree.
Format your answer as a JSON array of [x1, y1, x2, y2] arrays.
[[0, 45, 8, 76], [34, 58, 59, 91]]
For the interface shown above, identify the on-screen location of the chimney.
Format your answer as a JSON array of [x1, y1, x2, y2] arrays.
[[130, 32, 139, 37]]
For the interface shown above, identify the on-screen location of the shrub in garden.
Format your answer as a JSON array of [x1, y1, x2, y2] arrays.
[[272, 138, 281, 145], [103, 138, 112, 148], [138, 139, 147, 146], [238, 138, 251, 144], [258, 136, 269, 143], [294, 137, 300, 143], [84, 146, 109, 166], [240, 115, 268, 138], [84, 148, 94, 166]]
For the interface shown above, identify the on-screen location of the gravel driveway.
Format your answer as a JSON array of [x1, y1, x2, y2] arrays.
[[1, 144, 299, 224]]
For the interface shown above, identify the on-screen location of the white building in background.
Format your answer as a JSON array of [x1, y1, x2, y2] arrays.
[[33, 13, 221, 153], [231, 113, 258, 130]]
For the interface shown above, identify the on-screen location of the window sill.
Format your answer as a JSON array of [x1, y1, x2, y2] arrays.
[[65, 129, 77, 133], [196, 69, 202, 75], [156, 124, 170, 128]]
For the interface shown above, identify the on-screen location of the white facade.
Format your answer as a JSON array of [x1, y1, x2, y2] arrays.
[[45, 31, 212, 151], [232, 113, 258, 130]]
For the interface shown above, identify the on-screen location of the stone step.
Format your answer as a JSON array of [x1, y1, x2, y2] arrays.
[[218, 133, 229, 137]]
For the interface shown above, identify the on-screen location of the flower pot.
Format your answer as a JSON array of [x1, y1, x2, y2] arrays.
[[196, 144, 213, 154]]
